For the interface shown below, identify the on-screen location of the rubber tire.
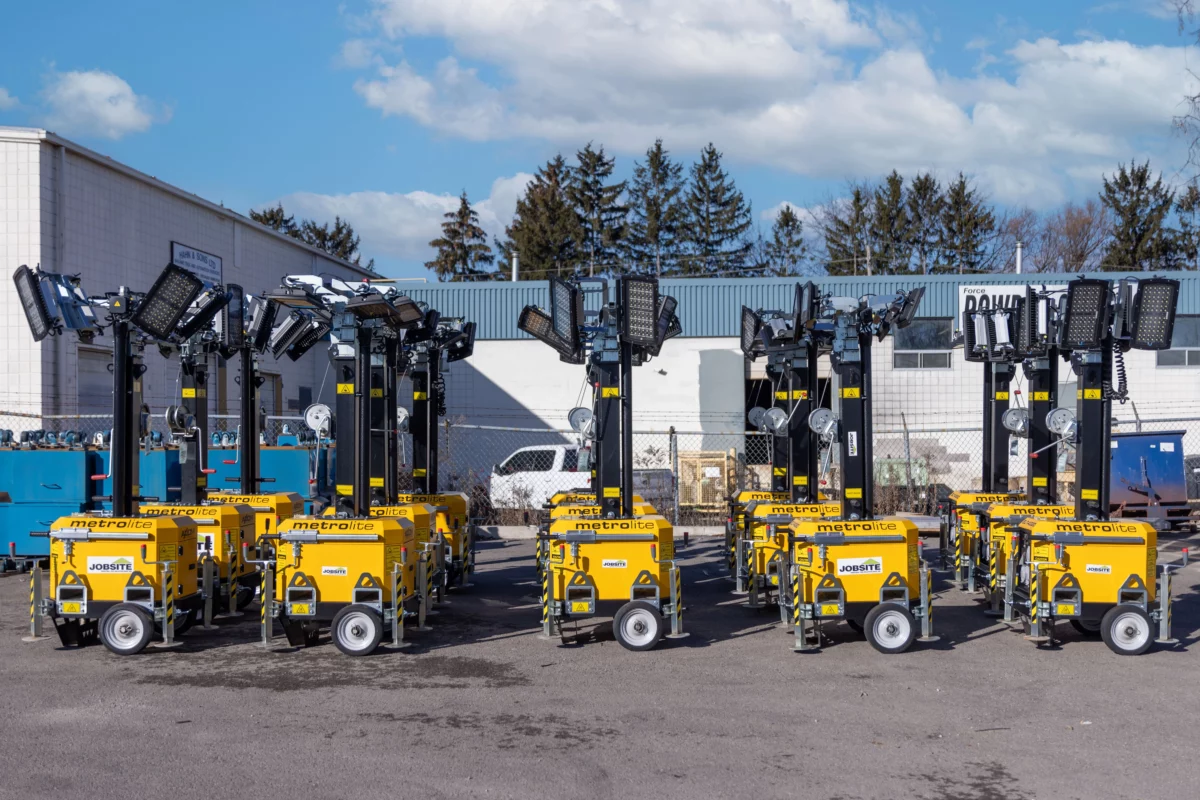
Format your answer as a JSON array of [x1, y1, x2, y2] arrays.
[[331, 605, 384, 656], [236, 585, 257, 610], [864, 602, 918, 655], [612, 600, 665, 652], [154, 606, 195, 637], [1100, 604, 1153, 656], [846, 619, 865, 635], [1070, 618, 1102, 637], [99, 603, 155, 656]]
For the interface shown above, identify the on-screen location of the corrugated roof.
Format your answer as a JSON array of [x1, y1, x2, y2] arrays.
[[401, 271, 1200, 340]]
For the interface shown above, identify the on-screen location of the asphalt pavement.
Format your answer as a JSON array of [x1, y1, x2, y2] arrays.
[[1, 533, 1197, 800]]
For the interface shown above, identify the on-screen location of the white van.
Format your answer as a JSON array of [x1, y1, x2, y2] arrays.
[[488, 445, 674, 510]]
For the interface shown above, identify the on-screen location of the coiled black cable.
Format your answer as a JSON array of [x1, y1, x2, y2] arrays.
[[434, 372, 448, 417], [1105, 339, 1128, 403]]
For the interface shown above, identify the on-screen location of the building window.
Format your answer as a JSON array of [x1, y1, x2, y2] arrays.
[[1156, 316, 1200, 367], [893, 319, 952, 369]]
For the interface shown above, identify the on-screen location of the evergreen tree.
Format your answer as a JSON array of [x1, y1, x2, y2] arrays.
[[249, 203, 375, 271], [937, 173, 996, 274], [821, 186, 873, 276], [1176, 184, 1200, 269], [1099, 161, 1179, 271], [869, 170, 912, 274], [906, 173, 943, 275], [763, 205, 808, 276], [250, 203, 298, 236], [566, 143, 627, 276], [495, 155, 585, 280], [424, 191, 496, 281], [681, 143, 753, 275], [625, 139, 686, 276]]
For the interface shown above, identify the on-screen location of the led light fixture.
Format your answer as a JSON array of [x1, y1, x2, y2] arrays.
[[176, 289, 231, 340], [1129, 277, 1179, 351], [446, 321, 476, 362], [550, 277, 581, 354], [645, 295, 679, 358], [621, 276, 660, 347], [962, 311, 986, 363], [248, 297, 279, 353], [896, 287, 925, 328], [131, 265, 204, 340], [792, 281, 818, 334], [221, 284, 246, 351], [13, 265, 54, 342], [518, 305, 574, 358], [740, 306, 765, 359], [285, 319, 331, 361], [986, 309, 1015, 361], [1061, 278, 1111, 350], [267, 286, 325, 310], [269, 312, 311, 359]]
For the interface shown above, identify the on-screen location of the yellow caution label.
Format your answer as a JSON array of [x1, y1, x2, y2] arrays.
[[793, 476, 808, 486], [157, 542, 176, 562], [841, 387, 860, 399], [793, 390, 808, 400], [197, 477, 207, 488], [337, 383, 354, 395], [1033, 391, 1049, 401], [1081, 489, 1099, 500], [570, 601, 590, 614], [60, 602, 82, 614], [601, 387, 620, 398], [995, 391, 1009, 400], [775, 391, 788, 401], [370, 477, 384, 488], [773, 467, 787, 477], [603, 487, 620, 498], [182, 388, 196, 398], [770, 575, 779, 586], [1055, 603, 1076, 617], [845, 488, 863, 499], [1032, 477, 1048, 487], [290, 603, 312, 616], [819, 603, 840, 616], [413, 469, 427, 478], [370, 388, 383, 398], [336, 484, 353, 495], [1078, 388, 1101, 400], [413, 391, 428, 400]]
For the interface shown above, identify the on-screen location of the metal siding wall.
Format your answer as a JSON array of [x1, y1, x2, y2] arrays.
[[396, 273, 1200, 340]]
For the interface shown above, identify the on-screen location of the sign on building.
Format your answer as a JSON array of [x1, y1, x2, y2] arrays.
[[171, 241, 223, 285], [957, 283, 1066, 321]]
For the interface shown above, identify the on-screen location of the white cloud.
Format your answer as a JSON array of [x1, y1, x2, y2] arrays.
[[41, 70, 165, 139], [275, 172, 534, 262], [0, 88, 17, 110], [348, 0, 1198, 207]]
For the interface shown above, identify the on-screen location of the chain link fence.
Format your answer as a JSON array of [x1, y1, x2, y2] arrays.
[[3, 408, 1199, 525]]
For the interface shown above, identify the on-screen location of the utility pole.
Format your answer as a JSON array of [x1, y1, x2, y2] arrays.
[[1016, 241, 1023, 274]]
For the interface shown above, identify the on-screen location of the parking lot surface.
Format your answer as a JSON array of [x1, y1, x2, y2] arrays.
[[1, 534, 1197, 800]]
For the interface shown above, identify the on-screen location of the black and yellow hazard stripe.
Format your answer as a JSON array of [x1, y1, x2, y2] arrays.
[[674, 568, 683, 625], [1030, 566, 1039, 627], [988, 543, 998, 593], [260, 570, 269, 629], [791, 569, 801, 626], [541, 561, 550, 625], [165, 572, 175, 628]]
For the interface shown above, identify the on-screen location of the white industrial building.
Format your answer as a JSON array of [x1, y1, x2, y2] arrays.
[[0, 126, 373, 423]]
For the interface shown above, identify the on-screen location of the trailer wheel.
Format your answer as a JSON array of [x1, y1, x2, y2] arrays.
[[236, 585, 257, 609], [1101, 604, 1153, 656], [99, 603, 155, 655], [864, 603, 917, 654], [613, 601, 664, 652], [845, 619, 864, 635], [331, 605, 384, 656], [1069, 619, 1102, 637]]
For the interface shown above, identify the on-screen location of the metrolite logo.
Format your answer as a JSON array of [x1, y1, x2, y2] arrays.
[[291, 521, 377, 532], [71, 520, 153, 530], [817, 522, 899, 533], [837, 557, 884, 575], [575, 520, 657, 531], [87, 556, 135, 574]]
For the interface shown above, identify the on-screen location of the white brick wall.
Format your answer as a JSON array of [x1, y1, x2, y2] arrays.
[[0, 128, 372, 425]]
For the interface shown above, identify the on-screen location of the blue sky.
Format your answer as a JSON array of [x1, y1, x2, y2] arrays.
[[0, 0, 1194, 278]]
